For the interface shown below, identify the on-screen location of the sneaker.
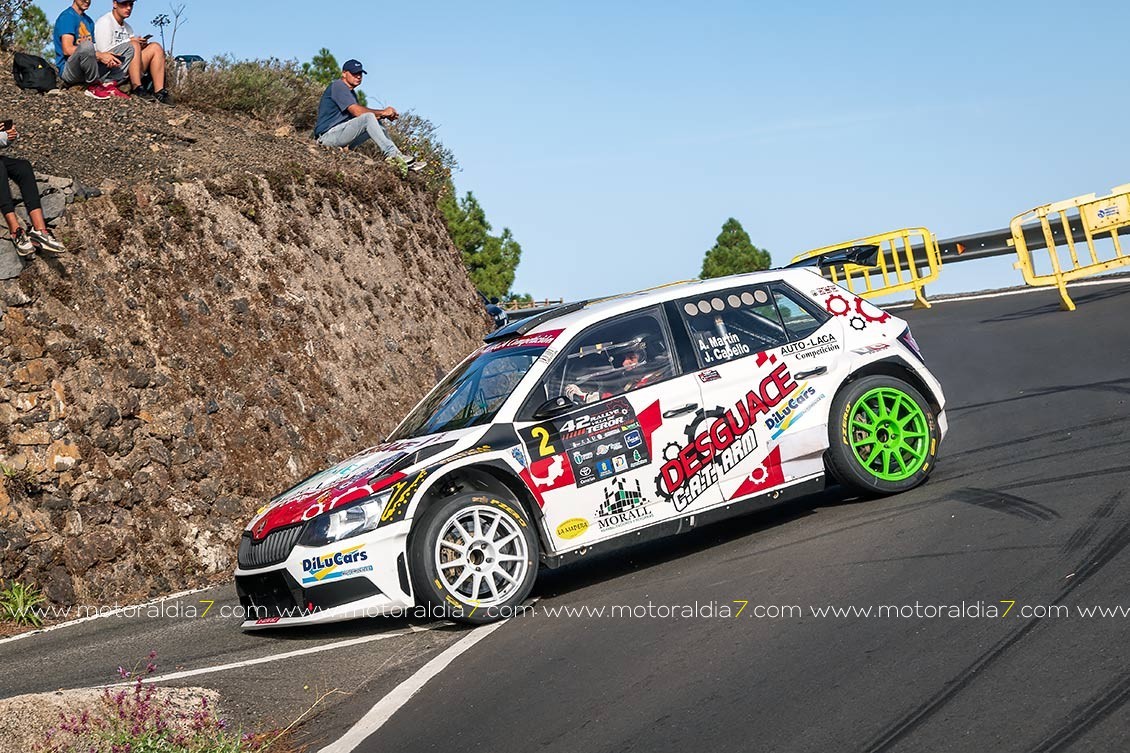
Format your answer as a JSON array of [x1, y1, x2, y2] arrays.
[[154, 89, 174, 106], [409, 158, 428, 172], [27, 228, 66, 255], [134, 87, 156, 101], [106, 84, 130, 100], [85, 83, 111, 100], [11, 229, 35, 257]]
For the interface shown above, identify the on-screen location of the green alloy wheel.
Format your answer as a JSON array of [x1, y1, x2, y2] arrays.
[[827, 375, 940, 495]]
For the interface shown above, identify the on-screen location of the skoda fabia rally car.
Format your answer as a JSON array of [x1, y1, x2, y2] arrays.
[[235, 268, 947, 627]]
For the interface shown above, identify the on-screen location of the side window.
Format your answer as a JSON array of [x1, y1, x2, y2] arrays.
[[677, 285, 788, 367], [538, 308, 678, 409], [772, 285, 827, 340]]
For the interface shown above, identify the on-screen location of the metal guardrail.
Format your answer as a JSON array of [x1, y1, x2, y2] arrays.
[[790, 227, 942, 308]]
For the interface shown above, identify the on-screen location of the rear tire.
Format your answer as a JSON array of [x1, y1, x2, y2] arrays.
[[408, 491, 538, 625], [826, 375, 940, 495]]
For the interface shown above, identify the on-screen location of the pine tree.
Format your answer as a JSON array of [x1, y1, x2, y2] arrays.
[[700, 218, 771, 278], [439, 188, 522, 300]]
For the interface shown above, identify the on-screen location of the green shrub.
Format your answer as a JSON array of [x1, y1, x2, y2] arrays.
[[1, 462, 38, 496], [175, 55, 323, 130], [387, 111, 458, 193], [0, 580, 46, 627]]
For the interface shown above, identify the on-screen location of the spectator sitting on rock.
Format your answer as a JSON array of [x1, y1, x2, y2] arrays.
[[53, 0, 132, 99], [1, 122, 67, 258], [313, 59, 426, 172], [94, 0, 173, 105]]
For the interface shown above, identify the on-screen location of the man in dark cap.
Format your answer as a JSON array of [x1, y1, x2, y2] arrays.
[[313, 59, 426, 171]]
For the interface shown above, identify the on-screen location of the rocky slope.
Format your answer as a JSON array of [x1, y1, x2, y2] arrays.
[[0, 68, 489, 607]]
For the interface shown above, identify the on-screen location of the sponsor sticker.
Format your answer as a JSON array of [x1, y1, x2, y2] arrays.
[[301, 544, 373, 584], [595, 478, 655, 532], [521, 396, 651, 488], [656, 353, 794, 511], [482, 329, 564, 353], [780, 332, 840, 361], [556, 517, 589, 540]]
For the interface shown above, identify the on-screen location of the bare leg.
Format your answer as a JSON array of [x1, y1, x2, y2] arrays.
[[4, 213, 19, 236], [142, 43, 166, 90], [28, 209, 48, 233], [129, 40, 143, 87]]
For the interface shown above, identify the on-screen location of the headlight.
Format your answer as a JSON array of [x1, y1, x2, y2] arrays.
[[298, 491, 391, 547]]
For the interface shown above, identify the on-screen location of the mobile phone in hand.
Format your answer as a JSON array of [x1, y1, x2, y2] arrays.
[[0, 120, 12, 131]]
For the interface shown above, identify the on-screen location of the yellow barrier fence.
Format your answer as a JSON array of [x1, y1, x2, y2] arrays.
[[1010, 184, 1130, 311], [790, 227, 941, 308]]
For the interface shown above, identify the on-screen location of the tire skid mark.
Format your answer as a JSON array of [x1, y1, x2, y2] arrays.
[[948, 487, 1060, 522], [998, 465, 1130, 492], [863, 621, 1043, 753], [943, 416, 1129, 461], [937, 437, 1130, 485], [839, 543, 1058, 567], [719, 499, 934, 566], [1061, 491, 1125, 555], [1028, 673, 1130, 753], [863, 520, 1130, 752], [1061, 521, 1130, 594]]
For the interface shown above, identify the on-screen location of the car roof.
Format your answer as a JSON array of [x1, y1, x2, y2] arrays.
[[492, 268, 824, 345]]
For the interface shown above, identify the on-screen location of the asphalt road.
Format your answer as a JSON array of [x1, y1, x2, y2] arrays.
[[3, 281, 1129, 753]]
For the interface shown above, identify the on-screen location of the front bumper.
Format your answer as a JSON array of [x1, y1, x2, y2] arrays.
[[235, 522, 415, 629]]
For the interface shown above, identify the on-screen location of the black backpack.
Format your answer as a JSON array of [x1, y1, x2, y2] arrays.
[[12, 52, 58, 93]]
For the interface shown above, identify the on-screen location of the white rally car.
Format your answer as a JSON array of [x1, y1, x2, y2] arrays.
[[235, 268, 947, 627]]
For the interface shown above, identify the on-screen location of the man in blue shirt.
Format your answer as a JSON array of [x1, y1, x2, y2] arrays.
[[313, 59, 426, 172], [53, 0, 133, 98]]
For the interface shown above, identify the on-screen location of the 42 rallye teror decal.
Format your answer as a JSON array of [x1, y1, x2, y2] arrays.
[[520, 397, 651, 488]]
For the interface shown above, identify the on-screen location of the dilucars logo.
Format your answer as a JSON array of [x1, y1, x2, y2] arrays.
[[656, 353, 796, 511], [764, 383, 825, 440], [301, 544, 372, 584]]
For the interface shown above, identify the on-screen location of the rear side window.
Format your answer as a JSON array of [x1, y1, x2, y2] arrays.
[[676, 284, 788, 368], [772, 285, 827, 340]]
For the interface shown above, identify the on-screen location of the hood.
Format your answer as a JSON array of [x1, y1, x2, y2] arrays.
[[245, 427, 482, 540]]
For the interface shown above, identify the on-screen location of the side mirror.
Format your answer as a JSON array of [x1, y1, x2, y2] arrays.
[[533, 396, 573, 420]]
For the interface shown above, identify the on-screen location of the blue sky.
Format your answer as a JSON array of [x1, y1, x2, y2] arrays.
[[119, 0, 1129, 300]]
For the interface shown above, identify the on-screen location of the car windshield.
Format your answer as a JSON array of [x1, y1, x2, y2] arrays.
[[389, 344, 547, 440]]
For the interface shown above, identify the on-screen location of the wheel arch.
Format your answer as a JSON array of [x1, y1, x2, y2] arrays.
[[838, 356, 941, 413], [409, 461, 547, 552]]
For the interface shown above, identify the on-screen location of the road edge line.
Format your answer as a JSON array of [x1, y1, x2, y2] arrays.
[[0, 585, 219, 647], [318, 621, 506, 753]]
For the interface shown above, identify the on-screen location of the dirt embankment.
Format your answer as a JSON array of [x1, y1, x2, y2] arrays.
[[0, 73, 489, 607]]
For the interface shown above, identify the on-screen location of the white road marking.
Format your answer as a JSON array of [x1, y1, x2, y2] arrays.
[[0, 585, 219, 647], [318, 621, 507, 753], [104, 624, 442, 688]]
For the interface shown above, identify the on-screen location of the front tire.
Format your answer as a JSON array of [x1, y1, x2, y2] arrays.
[[827, 375, 940, 495], [408, 492, 539, 625]]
